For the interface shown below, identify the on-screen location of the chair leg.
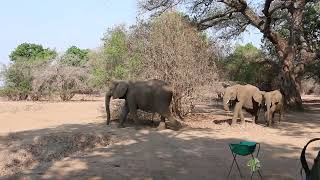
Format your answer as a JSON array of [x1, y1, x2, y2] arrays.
[[250, 154, 256, 180], [227, 154, 235, 179], [251, 171, 255, 180], [257, 170, 263, 180], [249, 154, 263, 180], [234, 156, 243, 178]]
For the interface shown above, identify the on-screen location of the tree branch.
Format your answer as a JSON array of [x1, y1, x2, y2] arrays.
[[197, 9, 236, 24], [262, 0, 274, 33]]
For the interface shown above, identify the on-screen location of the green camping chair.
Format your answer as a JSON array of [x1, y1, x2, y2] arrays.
[[227, 141, 263, 180]]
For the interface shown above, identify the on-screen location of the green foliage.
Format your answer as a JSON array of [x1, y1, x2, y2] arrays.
[[87, 25, 142, 89], [9, 43, 57, 62], [102, 26, 128, 63], [66, 46, 90, 60], [224, 43, 271, 85], [61, 46, 90, 67], [113, 64, 128, 79], [87, 49, 110, 89], [1, 62, 33, 100], [3, 43, 57, 100], [304, 2, 320, 52], [301, 2, 320, 85], [306, 61, 320, 81]]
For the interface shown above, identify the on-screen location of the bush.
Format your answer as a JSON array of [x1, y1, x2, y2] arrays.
[[0, 87, 27, 101], [301, 78, 320, 95], [130, 13, 219, 117], [60, 46, 90, 67], [1, 62, 33, 100], [32, 64, 90, 101]]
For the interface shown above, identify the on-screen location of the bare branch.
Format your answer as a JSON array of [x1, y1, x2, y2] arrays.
[[141, 0, 171, 11], [198, 9, 236, 24], [262, 0, 274, 33]]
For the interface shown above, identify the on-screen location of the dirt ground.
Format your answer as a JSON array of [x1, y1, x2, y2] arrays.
[[0, 95, 319, 180]]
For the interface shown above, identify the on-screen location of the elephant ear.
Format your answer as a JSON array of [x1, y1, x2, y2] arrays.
[[253, 91, 263, 105], [113, 82, 128, 99], [229, 86, 239, 100]]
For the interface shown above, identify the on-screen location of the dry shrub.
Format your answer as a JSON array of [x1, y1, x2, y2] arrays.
[[193, 82, 229, 104], [131, 13, 219, 118], [301, 78, 320, 95], [29, 65, 57, 100], [31, 65, 90, 101], [0, 132, 112, 176]]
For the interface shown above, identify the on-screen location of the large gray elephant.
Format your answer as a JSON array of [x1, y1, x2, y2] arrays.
[[223, 84, 264, 125], [105, 79, 181, 130], [263, 90, 284, 126]]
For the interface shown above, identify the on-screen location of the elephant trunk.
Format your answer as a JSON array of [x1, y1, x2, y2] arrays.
[[266, 104, 271, 126], [105, 92, 112, 125], [267, 111, 271, 126], [223, 97, 230, 111]]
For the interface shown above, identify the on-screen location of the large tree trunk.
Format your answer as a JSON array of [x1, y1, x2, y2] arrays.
[[279, 71, 303, 110], [278, 50, 303, 110]]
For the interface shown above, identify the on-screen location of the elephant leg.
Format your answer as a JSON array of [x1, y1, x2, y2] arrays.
[[267, 112, 272, 126], [264, 112, 268, 125], [279, 110, 283, 123], [162, 111, 181, 130], [127, 100, 139, 125], [118, 104, 129, 128], [239, 109, 246, 125], [151, 113, 155, 125], [231, 103, 241, 125], [132, 111, 139, 125], [272, 112, 275, 124], [253, 114, 258, 124], [157, 116, 166, 130]]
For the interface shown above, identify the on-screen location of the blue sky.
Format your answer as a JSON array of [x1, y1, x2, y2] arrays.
[[0, 0, 262, 65], [0, 0, 138, 65]]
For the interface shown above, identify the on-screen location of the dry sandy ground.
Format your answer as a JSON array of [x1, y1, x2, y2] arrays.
[[0, 95, 319, 180]]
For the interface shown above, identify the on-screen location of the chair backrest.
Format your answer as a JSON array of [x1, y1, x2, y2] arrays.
[[300, 138, 320, 180]]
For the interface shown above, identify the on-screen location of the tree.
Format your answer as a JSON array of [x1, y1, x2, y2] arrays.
[[141, 0, 320, 109], [225, 44, 261, 82], [2, 62, 33, 100], [9, 43, 57, 62], [87, 48, 109, 89], [223, 43, 279, 90], [61, 46, 90, 67], [87, 25, 139, 89], [130, 13, 218, 117], [3, 43, 56, 100], [303, 3, 320, 81], [102, 25, 130, 79]]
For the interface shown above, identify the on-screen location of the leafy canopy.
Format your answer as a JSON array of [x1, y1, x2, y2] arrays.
[[61, 46, 90, 67], [9, 43, 57, 62]]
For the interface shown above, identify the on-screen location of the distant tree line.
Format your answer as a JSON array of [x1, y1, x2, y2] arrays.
[[1, 4, 319, 114]]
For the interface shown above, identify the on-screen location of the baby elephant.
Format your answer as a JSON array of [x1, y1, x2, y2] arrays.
[[263, 90, 284, 126]]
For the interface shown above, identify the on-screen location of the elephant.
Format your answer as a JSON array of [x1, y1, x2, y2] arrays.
[[105, 79, 181, 130], [263, 90, 284, 126], [223, 84, 264, 125]]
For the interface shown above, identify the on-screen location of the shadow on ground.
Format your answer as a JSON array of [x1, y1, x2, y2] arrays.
[[1, 98, 320, 179], [0, 121, 305, 180]]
